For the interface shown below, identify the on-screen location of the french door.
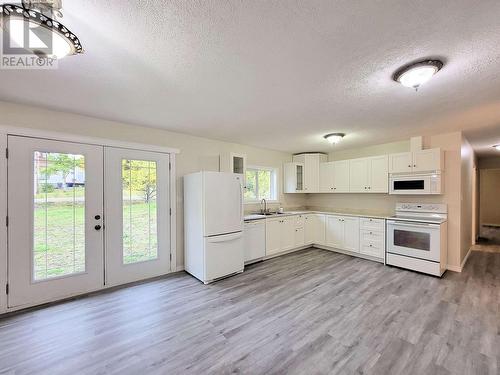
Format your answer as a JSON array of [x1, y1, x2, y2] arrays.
[[7, 136, 104, 308], [104, 147, 171, 286], [6, 136, 172, 309]]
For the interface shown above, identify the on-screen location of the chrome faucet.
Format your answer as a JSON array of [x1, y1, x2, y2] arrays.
[[260, 199, 267, 215]]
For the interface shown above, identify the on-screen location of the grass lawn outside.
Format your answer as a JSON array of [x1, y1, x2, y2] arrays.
[[34, 200, 158, 280]]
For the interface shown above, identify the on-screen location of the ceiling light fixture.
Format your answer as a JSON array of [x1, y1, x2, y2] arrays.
[[393, 59, 443, 90], [324, 133, 345, 145], [494, 145, 500, 151], [1, 1, 83, 59]]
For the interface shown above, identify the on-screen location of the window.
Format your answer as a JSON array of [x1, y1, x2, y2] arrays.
[[245, 166, 278, 202]]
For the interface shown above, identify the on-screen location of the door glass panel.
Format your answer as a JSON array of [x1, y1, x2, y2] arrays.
[[122, 159, 158, 264], [33, 152, 86, 280], [296, 165, 303, 190], [394, 229, 430, 251]]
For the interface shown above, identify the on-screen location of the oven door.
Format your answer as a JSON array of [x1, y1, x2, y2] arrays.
[[389, 175, 430, 195], [386, 220, 441, 262]]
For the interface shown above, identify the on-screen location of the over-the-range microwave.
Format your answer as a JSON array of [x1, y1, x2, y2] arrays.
[[389, 172, 443, 195]]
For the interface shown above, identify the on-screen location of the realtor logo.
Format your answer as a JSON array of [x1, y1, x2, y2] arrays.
[[1, 3, 58, 69]]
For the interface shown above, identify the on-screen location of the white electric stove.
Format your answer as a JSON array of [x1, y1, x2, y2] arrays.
[[386, 203, 448, 277]]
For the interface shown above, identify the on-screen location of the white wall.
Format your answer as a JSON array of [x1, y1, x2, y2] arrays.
[[0, 101, 305, 270], [460, 136, 476, 262], [328, 140, 410, 161]]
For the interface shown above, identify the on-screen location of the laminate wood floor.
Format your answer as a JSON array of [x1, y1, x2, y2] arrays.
[[0, 248, 499, 375]]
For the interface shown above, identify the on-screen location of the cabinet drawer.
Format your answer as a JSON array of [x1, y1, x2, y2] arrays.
[[360, 218, 385, 231], [360, 230, 384, 242], [360, 242, 384, 258]]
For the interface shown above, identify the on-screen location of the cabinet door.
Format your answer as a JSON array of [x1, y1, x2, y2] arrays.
[[369, 155, 389, 193], [281, 217, 296, 251], [319, 162, 334, 192], [304, 215, 315, 244], [284, 163, 304, 193], [294, 227, 305, 247], [304, 154, 320, 193], [349, 158, 370, 193], [265, 218, 282, 255], [230, 153, 246, 175], [305, 214, 326, 245], [343, 217, 360, 253], [333, 160, 350, 193], [314, 214, 326, 245], [389, 152, 412, 173], [413, 149, 441, 172], [326, 216, 344, 248]]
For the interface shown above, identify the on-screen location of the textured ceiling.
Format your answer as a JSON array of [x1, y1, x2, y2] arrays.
[[1, 0, 500, 153]]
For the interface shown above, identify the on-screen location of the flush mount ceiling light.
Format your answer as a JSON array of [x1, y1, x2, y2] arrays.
[[1, 0, 83, 59], [393, 59, 443, 90], [494, 145, 500, 151], [324, 133, 345, 145]]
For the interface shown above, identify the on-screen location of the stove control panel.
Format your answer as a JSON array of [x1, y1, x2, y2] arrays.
[[395, 203, 447, 214]]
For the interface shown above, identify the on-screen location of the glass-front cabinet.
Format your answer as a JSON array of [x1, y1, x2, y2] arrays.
[[284, 162, 305, 193]]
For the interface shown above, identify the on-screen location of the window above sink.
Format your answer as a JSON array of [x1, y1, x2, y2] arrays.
[[244, 166, 278, 203]]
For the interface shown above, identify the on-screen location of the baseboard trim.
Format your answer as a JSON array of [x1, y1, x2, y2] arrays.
[[446, 247, 472, 273], [446, 264, 462, 273]]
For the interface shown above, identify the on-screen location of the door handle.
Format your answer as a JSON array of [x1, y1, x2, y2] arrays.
[[95, 225, 102, 231]]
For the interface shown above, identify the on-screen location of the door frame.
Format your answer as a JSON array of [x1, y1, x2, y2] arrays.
[[0, 126, 179, 313], [0, 133, 6, 313]]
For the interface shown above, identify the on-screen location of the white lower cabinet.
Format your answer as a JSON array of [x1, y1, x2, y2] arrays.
[[265, 218, 282, 255], [295, 227, 305, 247], [267, 213, 384, 262], [326, 215, 360, 252], [266, 216, 299, 256], [343, 217, 360, 253], [304, 214, 326, 245], [359, 218, 385, 259]]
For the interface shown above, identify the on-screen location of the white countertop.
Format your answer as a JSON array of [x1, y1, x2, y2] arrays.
[[244, 209, 393, 222]]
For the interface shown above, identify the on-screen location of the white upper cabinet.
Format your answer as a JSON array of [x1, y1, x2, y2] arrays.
[[389, 148, 443, 174], [388, 152, 413, 174], [333, 160, 350, 192], [292, 153, 327, 193], [349, 155, 388, 193], [369, 155, 389, 193], [319, 162, 334, 192], [220, 153, 247, 175], [319, 160, 350, 193], [412, 148, 444, 172], [284, 162, 304, 193], [349, 158, 370, 192]]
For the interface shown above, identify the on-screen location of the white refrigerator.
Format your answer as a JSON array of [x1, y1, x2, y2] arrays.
[[184, 171, 244, 284]]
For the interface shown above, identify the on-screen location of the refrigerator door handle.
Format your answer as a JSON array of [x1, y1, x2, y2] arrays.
[[239, 181, 243, 221], [207, 232, 243, 243]]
